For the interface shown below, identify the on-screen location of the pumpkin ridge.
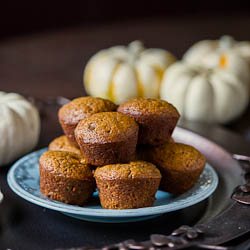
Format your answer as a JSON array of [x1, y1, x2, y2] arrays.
[[211, 72, 245, 122], [219, 55, 228, 68], [135, 68, 144, 98], [153, 65, 164, 82], [84, 51, 108, 96], [107, 63, 122, 102], [183, 69, 197, 118], [206, 73, 216, 122]]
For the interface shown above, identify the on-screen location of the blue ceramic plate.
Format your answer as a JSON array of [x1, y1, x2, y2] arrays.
[[7, 148, 218, 223]]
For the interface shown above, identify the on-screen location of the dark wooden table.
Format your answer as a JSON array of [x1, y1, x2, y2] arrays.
[[0, 15, 250, 250]]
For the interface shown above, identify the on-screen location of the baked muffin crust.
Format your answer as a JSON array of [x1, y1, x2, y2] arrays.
[[118, 98, 179, 115], [147, 143, 206, 194], [58, 97, 117, 146], [75, 112, 139, 166], [40, 151, 92, 179], [59, 97, 117, 125], [94, 161, 161, 180], [118, 98, 180, 145], [39, 151, 95, 205], [49, 135, 82, 156], [94, 161, 161, 209], [75, 112, 138, 143]]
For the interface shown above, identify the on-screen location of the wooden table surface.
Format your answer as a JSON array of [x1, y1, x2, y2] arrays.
[[0, 15, 250, 250]]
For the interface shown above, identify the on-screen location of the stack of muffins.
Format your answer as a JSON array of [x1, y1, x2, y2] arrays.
[[39, 97, 206, 209]]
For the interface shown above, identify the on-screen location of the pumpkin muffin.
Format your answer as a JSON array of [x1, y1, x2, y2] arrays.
[[58, 97, 117, 147], [146, 143, 206, 194], [94, 161, 161, 209], [117, 98, 180, 146], [39, 151, 95, 205], [75, 112, 139, 166]]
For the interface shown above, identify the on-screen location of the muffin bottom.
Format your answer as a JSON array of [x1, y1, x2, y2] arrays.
[[59, 122, 79, 147], [95, 178, 160, 209], [79, 138, 137, 166], [40, 169, 95, 205], [136, 115, 178, 145], [146, 143, 206, 194], [159, 168, 203, 194]]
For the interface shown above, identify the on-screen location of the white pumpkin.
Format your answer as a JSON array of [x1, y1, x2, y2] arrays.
[[183, 36, 250, 86], [160, 62, 249, 124], [0, 92, 40, 166], [0, 189, 3, 203], [84, 41, 176, 104]]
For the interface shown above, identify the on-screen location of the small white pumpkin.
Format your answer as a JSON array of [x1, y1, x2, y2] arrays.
[[183, 36, 250, 87], [0, 189, 3, 203], [0, 92, 40, 166], [84, 41, 176, 104], [160, 62, 249, 124]]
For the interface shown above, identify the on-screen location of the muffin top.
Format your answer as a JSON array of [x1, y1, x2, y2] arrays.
[[148, 143, 206, 171], [39, 151, 92, 180], [58, 97, 117, 125], [75, 112, 139, 143], [49, 135, 82, 156], [118, 98, 180, 117], [94, 161, 161, 180]]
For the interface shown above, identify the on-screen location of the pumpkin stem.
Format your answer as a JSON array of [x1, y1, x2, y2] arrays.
[[128, 40, 144, 54], [219, 35, 235, 50], [128, 41, 144, 65]]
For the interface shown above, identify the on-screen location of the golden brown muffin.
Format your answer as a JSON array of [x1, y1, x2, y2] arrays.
[[146, 143, 206, 194], [75, 112, 139, 166], [58, 97, 117, 147], [117, 98, 180, 146], [39, 151, 95, 205], [49, 135, 82, 156], [94, 161, 161, 209]]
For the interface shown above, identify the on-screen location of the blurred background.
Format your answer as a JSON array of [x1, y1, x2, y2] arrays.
[[0, 0, 250, 145], [1, 1, 250, 40]]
